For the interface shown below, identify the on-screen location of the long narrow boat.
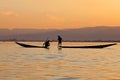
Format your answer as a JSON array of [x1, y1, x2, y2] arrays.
[[59, 43, 116, 48], [15, 42, 46, 48], [16, 42, 116, 49]]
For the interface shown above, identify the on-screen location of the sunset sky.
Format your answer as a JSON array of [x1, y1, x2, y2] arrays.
[[0, 0, 120, 29]]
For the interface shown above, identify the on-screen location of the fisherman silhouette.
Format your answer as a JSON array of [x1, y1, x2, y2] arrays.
[[43, 40, 50, 48], [58, 35, 62, 46]]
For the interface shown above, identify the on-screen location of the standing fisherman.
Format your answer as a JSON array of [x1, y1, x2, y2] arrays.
[[58, 35, 62, 46]]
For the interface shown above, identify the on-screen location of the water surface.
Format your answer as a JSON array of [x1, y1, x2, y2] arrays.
[[0, 42, 120, 80]]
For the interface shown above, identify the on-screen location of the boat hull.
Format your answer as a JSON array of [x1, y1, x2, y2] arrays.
[[59, 43, 116, 48], [15, 42, 46, 48], [16, 42, 116, 49]]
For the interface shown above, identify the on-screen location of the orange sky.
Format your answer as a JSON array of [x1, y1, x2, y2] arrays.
[[0, 0, 120, 29]]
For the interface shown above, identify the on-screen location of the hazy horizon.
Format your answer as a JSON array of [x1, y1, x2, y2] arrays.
[[0, 26, 120, 41], [0, 26, 120, 30]]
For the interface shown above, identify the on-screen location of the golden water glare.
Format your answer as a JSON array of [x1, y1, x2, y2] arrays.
[[0, 42, 120, 80]]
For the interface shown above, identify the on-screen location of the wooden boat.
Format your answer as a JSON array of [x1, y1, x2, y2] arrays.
[[59, 43, 116, 48], [16, 42, 116, 49], [15, 42, 47, 48]]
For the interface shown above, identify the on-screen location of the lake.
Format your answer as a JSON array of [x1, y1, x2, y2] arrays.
[[0, 42, 120, 80]]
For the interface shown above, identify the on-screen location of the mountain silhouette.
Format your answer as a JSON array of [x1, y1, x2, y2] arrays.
[[0, 26, 120, 41]]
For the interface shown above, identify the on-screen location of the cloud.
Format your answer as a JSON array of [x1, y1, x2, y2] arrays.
[[0, 11, 18, 17], [46, 14, 65, 23]]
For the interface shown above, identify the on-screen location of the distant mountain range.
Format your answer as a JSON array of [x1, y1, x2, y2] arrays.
[[0, 26, 120, 41]]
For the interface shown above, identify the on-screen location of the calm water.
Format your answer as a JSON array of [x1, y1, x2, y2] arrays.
[[0, 42, 120, 80]]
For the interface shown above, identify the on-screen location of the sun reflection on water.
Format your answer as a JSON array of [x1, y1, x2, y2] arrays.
[[0, 42, 120, 80]]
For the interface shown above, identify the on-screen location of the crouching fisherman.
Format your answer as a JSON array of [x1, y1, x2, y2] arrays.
[[43, 40, 50, 48]]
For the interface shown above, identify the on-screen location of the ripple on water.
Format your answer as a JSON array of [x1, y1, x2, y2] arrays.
[[0, 42, 120, 80]]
